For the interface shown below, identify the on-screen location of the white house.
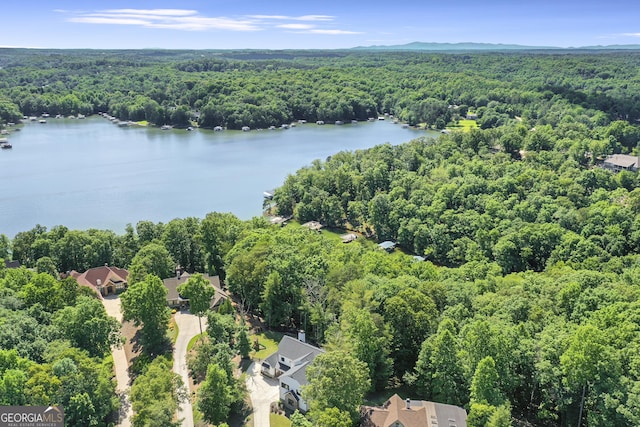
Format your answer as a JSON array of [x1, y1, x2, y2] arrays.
[[261, 334, 324, 413]]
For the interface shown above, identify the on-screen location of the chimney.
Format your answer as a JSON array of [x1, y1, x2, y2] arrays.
[[298, 330, 306, 343], [176, 266, 181, 279], [406, 398, 411, 410], [96, 279, 102, 288]]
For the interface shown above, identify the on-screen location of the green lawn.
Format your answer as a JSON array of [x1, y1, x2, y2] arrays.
[[456, 119, 479, 131], [187, 332, 207, 351], [168, 317, 179, 345], [250, 331, 284, 360], [270, 413, 291, 427]]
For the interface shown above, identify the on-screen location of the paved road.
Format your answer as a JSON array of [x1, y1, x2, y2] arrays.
[[246, 361, 280, 427], [173, 310, 205, 427], [101, 295, 132, 427]]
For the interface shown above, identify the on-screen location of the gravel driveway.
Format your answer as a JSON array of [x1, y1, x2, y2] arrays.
[[246, 361, 280, 427]]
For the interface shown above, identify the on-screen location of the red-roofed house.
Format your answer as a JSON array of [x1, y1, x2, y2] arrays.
[[70, 265, 129, 297]]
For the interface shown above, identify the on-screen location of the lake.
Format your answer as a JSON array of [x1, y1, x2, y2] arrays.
[[0, 117, 435, 237]]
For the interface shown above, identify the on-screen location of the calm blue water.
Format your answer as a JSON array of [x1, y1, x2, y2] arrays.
[[0, 117, 434, 237]]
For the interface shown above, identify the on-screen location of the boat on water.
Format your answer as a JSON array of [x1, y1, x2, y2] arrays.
[[1, 142, 12, 149], [161, 125, 173, 130], [186, 126, 194, 131], [39, 119, 47, 124]]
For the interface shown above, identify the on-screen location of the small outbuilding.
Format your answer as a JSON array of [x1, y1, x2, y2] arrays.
[[378, 241, 396, 252], [341, 233, 358, 243], [301, 221, 323, 232]]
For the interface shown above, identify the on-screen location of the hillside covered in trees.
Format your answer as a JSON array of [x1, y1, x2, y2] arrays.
[[2, 48, 640, 426], [1, 49, 640, 130]]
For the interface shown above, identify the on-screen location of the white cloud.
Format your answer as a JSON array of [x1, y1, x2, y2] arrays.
[[105, 9, 198, 17], [65, 9, 360, 35], [277, 24, 315, 30], [248, 14, 334, 22], [67, 9, 260, 32], [295, 15, 334, 22], [308, 29, 362, 35], [622, 33, 640, 37]]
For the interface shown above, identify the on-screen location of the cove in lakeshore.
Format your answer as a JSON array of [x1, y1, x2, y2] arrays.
[[0, 117, 438, 237]]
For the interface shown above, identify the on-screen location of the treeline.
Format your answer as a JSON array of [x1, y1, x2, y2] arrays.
[[1, 50, 640, 129], [7, 213, 250, 278], [0, 268, 121, 425]]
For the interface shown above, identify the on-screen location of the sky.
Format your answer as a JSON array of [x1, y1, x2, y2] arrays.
[[1, 0, 640, 50]]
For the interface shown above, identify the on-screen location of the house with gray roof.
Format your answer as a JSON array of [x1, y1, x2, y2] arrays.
[[378, 241, 396, 252], [261, 334, 324, 413], [162, 270, 227, 310], [602, 154, 640, 172]]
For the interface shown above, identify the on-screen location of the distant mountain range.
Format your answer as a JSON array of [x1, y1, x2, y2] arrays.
[[352, 42, 640, 51]]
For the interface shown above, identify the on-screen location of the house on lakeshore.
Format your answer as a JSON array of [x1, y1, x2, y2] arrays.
[[360, 394, 468, 427], [162, 269, 228, 310], [341, 233, 358, 243], [70, 265, 129, 297], [301, 221, 323, 232], [261, 334, 324, 413], [378, 241, 396, 252], [602, 154, 640, 173]]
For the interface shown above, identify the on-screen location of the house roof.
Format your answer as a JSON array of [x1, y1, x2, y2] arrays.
[[162, 273, 227, 307], [264, 335, 325, 385], [362, 394, 467, 427], [301, 221, 323, 231], [604, 154, 640, 168], [276, 335, 324, 361], [70, 265, 129, 294], [281, 352, 319, 384], [3, 259, 21, 269], [341, 233, 358, 243], [378, 241, 396, 250]]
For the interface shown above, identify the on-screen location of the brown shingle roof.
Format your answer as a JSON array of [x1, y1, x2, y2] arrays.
[[71, 266, 129, 295], [362, 394, 467, 427]]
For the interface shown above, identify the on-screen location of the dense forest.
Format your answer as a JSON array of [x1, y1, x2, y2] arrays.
[[2, 48, 640, 426], [1, 49, 640, 129]]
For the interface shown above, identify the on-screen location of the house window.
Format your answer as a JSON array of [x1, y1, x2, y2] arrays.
[[281, 356, 285, 362], [281, 383, 290, 390]]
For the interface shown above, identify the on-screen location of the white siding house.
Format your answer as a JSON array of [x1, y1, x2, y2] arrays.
[[261, 335, 324, 413]]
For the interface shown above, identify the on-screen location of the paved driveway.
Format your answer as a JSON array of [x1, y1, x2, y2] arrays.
[[246, 361, 280, 427], [173, 310, 205, 427], [101, 295, 132, 427]]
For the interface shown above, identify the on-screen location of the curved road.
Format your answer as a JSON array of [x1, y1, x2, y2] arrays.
[[173, 310, 205, 427], [101, 295, 133, 427], [246, 361, 280, 427]]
